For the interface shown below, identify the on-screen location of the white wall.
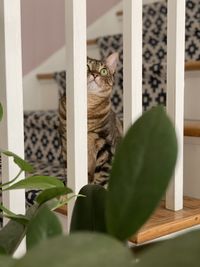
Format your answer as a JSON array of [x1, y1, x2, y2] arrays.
[[184, 71, 200, 198], [185, 71, 200, 120], [23, 49, 64, 111], [184, 137, 200, 198]]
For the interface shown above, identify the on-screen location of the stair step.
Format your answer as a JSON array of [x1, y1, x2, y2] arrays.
[[56, 197, 200, 244], [130, 196, 200, 244]]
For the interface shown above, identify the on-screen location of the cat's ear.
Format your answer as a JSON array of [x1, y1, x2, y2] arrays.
[[105, 52, 119, 74]]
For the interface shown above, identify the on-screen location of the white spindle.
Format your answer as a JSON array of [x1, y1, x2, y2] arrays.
[[65, 0, 88, 226], [0, 0, 26, 256], [166, 0, 186, 211], [123, 0, 143, 133], [0, 0, 25, 219]]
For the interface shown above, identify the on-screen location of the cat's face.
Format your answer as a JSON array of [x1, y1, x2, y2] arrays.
[[87, 53, 118, 95]]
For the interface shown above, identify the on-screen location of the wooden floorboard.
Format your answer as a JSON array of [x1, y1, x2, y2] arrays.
[[56, 197, 200, 244], [130, 196, 200, 244]]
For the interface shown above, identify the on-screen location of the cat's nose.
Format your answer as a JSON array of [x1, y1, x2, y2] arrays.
[[93, 73, 98, 78]]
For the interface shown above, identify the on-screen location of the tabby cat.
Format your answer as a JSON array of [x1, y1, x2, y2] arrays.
[[58, 53, 122, 186]]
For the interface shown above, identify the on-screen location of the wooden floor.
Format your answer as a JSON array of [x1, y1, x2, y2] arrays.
[[130, 196, 200, 244], [57, 196, 200, 244]]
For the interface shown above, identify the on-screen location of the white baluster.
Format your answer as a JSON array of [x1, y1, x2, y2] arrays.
[[65, 0, 88, 228], [0, 0, 26, 256], [123, 0, 143, 133], [166, 0, 186, 211]]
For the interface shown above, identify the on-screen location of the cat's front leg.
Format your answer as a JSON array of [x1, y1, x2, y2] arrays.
[[88, 133, 97, 183]]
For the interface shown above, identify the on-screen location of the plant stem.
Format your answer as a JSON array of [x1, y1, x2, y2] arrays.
[[1, 170, 23, 189]]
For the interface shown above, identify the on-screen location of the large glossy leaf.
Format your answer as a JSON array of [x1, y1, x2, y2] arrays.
[[137, 230, 200, 267], [2, 151, 34, 173], [0, 221, 26, 256], [106, 106, 178, 240], [15, 233, 134, 267], [0, 103, 3, 122], [4, 176, 64, 191], [0, 204, 38, 255], [36, 187, 73, 205], [0, 255, 16, 267], [70, 185, 107, 233], [26, 205, 62, 250]]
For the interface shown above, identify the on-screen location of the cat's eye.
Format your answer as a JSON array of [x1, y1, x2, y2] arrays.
[[87, 65, 90, 72], [100, 68, 108, 76]]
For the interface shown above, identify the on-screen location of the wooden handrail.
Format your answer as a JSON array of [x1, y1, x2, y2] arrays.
[[116, 10, 123, 17], [37, 60, 200, 81], [185, 61, 200, 71], [37, 73, 55, 80], [87, 38, 98, 46], [184, 120, 200, 137]]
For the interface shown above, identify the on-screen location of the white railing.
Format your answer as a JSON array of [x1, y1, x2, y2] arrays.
[[0, 0, 25, 219], [65, 0, 88, 224], [0, 0, 186, 249], [123, 0, 143, 132], [166, 0, 185, 210], [0, 0, 26, 256]]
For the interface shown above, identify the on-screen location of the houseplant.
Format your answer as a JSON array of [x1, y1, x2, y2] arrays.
[[0, 102, 200, 266]]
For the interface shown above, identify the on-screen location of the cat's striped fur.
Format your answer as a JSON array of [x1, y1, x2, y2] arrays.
[[58, 53, 122, 186]]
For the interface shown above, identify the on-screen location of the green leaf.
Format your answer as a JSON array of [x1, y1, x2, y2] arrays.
[[0, 103, 3, 122], [26, 205, 62, 250], [4, 176, 64, 191], [16, 233, 134, 267], [36, 187, 73, 205], [70, 185, 107, 234], [48, 194, 82, 211], [2, 151, 34, 173], [106, 106, 178, 241], [1, 170, 23, 189], [0, 204, 29, 225], [0, 204, 38, 255], [0, 254, 16, 266], [137, 230, 200, 267], [0, 220, 25, 255]]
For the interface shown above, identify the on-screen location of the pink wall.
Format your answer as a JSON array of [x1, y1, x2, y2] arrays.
[[21, 0, 120, 75]]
